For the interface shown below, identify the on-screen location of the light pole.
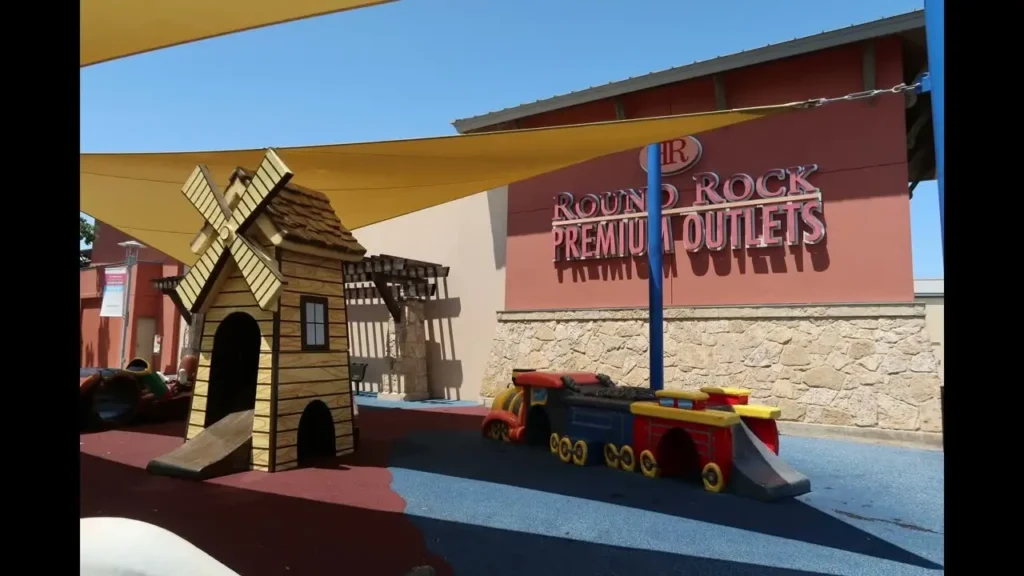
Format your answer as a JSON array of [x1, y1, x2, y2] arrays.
[[924, 0, 944, 253], [923, 0, 945, 446], [118, 240, 145, 368]]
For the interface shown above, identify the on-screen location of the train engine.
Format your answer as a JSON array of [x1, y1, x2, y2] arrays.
[[481, 370, 810, 502]]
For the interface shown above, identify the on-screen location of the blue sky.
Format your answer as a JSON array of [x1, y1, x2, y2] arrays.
[[80, 0, 942, 278]]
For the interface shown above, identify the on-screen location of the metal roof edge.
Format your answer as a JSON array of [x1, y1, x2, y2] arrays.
[[913, 278, 944, 297], [452, 10, 924, 134]]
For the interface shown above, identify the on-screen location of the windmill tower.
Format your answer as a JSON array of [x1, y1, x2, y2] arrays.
[[148, 150, 367, 480]]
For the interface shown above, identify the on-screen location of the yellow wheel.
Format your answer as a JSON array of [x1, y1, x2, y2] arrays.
[[702, 462, 725, 493], [603, 444, 620, 469], [558, 437, 574, 463], [639, 449, 659, 478], [619, 445, 636, 472], [572, 440, 588, 466], [549, 433, 560, 454]]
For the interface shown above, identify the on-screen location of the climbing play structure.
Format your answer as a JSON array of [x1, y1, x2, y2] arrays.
[[483, 370, 810, 501], [79, 357, 193, 430], [147, 150, 365, 479]]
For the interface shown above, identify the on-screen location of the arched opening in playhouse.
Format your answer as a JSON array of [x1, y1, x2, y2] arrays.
[[297, 399, 336, 465], [204, 312, 262, 427], [524, 404, 551, 448], [656, 427, 702, 482]]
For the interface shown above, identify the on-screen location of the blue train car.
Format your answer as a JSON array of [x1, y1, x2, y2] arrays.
[[554, 394, 638, 469]]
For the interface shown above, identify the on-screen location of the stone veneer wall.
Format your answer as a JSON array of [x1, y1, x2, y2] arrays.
[[483, 304, 943, 434]]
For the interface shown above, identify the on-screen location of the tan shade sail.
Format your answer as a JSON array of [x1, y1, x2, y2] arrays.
[[81, 104, 802, 265], [81, 0, 396, 67]]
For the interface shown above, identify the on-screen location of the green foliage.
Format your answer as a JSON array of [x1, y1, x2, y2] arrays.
[[80, 217, 95, 245], [80, 217, 95, 267]]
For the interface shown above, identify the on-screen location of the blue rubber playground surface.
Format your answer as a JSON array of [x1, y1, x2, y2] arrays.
[[370, 398, 944, 576]]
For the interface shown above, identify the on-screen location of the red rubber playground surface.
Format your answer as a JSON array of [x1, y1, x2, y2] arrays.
[[80, 405, 488, 576]]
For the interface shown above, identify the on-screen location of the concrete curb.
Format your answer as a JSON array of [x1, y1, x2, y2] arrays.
[[778, 421, 943, 451], [478, 396, 943, 451]]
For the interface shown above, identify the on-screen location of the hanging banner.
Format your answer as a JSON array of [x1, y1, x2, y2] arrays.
[[99, 266, 127, 317]]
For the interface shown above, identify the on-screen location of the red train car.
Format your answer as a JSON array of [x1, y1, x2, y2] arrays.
[[483, 371, 810, 501]]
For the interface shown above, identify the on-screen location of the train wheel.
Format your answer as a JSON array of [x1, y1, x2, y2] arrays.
[[558, 437, 574, 463], [572, 440, 588, 466], [639, 450, 659, 478], [619, 445, 636, 472], [499, 422, 510, 442], [549, 433, 561, 454], [603, 444, 620, 468], [485, 421, 503, 441], [701, 462, 725, 493]]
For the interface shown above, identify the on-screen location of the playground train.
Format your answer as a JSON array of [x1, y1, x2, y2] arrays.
[[481, 370, 811, 502]]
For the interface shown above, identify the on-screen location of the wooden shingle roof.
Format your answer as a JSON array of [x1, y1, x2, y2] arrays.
[[229, 168, 367, 257]]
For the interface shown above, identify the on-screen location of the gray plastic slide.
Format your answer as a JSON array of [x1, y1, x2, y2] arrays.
[[730, 420, 812, 502]]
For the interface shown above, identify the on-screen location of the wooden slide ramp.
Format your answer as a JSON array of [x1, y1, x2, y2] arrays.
[[146, 410, 254, 481]]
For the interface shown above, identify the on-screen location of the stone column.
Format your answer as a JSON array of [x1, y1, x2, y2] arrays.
[[378, 300, 430, 402]]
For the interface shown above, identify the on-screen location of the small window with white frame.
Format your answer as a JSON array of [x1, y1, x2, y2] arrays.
[[300, 295, 330, 351]]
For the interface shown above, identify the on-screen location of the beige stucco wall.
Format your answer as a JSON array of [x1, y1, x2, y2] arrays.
[[916, 296, 944, 383], [347, 187, 508, 402]]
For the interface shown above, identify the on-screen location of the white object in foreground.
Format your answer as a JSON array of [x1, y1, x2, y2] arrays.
[[80, 517, 239, 576]]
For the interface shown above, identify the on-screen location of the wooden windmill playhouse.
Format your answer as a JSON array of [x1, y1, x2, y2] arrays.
[[148, 150, 368, 479]]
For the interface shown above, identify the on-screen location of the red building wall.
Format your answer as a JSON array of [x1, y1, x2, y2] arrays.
[[80, 222, 185, 373], [504, 38, 914, 310]]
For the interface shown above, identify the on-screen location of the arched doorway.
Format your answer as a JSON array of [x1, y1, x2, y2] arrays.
[[205, 312, 262, 427], [656, 428, 702, 481], [296, 400, 336, 465], [524, 405, 551, 448]]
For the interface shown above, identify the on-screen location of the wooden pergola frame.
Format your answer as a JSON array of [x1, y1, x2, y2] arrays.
[[153, 253, 450, 324], [153, 275, 192, 324], [342, 254, 450, 322]]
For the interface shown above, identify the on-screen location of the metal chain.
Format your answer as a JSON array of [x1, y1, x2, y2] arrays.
[[796, 82, 921, 108]]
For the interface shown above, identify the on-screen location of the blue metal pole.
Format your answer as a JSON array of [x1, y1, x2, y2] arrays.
[[924, 0, 945, 252], [647, 144, 664, 391]]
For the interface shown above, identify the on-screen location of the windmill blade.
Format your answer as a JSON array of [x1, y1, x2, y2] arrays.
[[175, 238, 229, 312], [229, 235, 285, 311], [230, 150, 293, 234], [181, 165, 231, 232]]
